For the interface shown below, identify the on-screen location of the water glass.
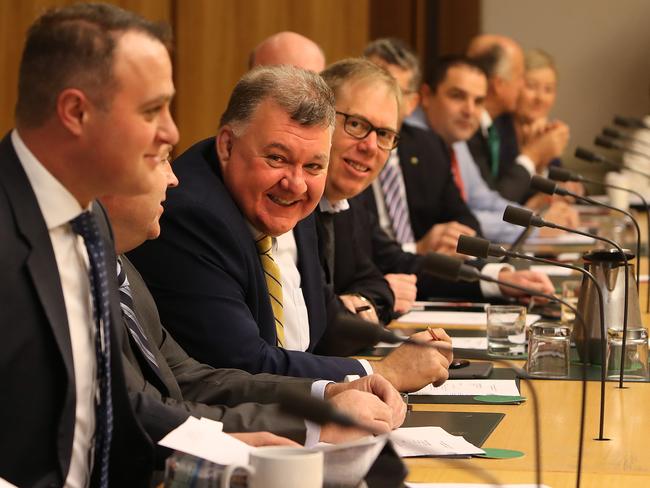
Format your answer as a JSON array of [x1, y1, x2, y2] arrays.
[[526, 322, 571, 378], [606, 327, 649, 380], [486, 305, 527, 357]]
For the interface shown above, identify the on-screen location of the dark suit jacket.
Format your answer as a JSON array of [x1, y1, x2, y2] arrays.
[[128, 138, 366, 381], [0, 132, 186, 487], [315, 208, 395, 323], [467, 121, 532, 204], [120, 256, 312, 442], [350, 192, 483, 302], [398, 124, 481, 238]]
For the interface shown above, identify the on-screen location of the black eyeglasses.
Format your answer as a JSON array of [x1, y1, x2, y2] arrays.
[[335, 111, 399, 150]]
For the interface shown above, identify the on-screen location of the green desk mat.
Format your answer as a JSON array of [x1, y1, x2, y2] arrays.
[[408, 368, 521, 405], [402, 410, 505, 449]]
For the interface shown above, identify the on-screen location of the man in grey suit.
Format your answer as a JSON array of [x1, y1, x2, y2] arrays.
[[99, 146, 407, 446]]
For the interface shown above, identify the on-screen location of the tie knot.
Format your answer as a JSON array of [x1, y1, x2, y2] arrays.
[[70, 210, 100, 243], [255, 235, 273, 255]]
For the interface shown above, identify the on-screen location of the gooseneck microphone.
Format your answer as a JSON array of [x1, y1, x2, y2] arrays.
[[503, 204, 632, 390], [548, 166, 650, 313], [602, 127, 650, 150], [613, 115, 650, 130], [457, 234, 609, 441], [421, 253, 587, 488], [574, 146, 650, 180], [530, 175, 641, 291], [595, 135, 650, 160]]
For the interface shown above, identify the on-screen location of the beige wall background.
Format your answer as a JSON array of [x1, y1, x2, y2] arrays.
[[482, 0, 650, 176]]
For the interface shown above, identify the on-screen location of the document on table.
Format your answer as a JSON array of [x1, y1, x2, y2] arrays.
[[526, 233, 594, 245], [390, 426, 484, 457], [158, 417, 252, 465], [406, 484, 552, 488], [409, 379, 520, 397], [529, 264, 578, 276], [451, 337, 488, 349], [396, 310, 540, 327]]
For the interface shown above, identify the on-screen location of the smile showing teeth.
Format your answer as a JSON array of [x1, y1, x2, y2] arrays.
[[268, 194, 298, 206], [345, 158, 369, 173]]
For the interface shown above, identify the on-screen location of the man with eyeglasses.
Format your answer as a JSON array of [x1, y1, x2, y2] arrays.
[[129, 64, 452, 394]]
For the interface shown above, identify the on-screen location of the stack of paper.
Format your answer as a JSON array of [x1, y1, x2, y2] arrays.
[[390, 426, 484, 457], [409, 379, 520, 397], [396, 311, 540, 327]]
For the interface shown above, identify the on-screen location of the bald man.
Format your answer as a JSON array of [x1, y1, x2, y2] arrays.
[[249, 31, 326, 72], [462, 34, 569, 203]]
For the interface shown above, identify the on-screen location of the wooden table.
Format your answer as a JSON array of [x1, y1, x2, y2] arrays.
[[387, 280, 650, 487]]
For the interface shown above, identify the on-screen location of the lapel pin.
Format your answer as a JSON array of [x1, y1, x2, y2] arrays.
[[410, 156, 419, 165]]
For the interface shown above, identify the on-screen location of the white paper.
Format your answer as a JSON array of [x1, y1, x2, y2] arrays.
[[410, 379, 520, 397], [406, 484, 552, 488], [158, 417, 252, 466], [396, 311, 540, 327], [451, 337, 488, 349], [529, 264, 578, 276], [390, 426, 484, 457], [315, 435, 388, 486], [526, 233, 595, 245], [0, 478, 18, 488]]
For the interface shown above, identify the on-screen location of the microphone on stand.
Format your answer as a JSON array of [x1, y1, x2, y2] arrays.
[[420, 253, 588, 488], [456, 234, 609, 441], [530, 175, 641, 291], [575, 146, 650, 180], [548, 166, 650, 313], [594, 135, 650, 160], [602, 127, 650, 150], [503, 204, 632, 389]]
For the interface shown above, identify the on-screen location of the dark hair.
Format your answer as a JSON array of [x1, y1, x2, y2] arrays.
[[15, 2, 172, 128], [363, 37, 421, 92], [424, 54, 487, 92], [220, 65, 335, 133]]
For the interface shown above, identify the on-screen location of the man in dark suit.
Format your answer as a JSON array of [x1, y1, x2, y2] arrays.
[[0, 4, 182, 486], [129, 65, 450, 393], [465, 34, 569, 203], [101, 146, 405, 446]]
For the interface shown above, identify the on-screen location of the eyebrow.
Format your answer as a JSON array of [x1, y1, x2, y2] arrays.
[[263, 142, 329, 163], [139, 92, 175, 110], [348, 113, 398, 133]]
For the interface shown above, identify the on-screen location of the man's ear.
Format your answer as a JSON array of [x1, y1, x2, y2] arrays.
[[57, 88, 90, 136], [216, 126, 235, 163], [419, 83, 432, 109]]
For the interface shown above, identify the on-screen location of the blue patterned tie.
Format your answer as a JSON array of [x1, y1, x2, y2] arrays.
[[379, 153, 415, 245], [70, 211, 113, 488]]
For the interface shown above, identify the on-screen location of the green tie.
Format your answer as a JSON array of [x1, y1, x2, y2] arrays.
[[487, 124, 501, 178], [255, 235, 286, 347]]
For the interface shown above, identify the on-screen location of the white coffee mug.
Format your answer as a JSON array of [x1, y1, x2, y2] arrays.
[[605, 171, 630, 211], [220, 446, 323, 488]]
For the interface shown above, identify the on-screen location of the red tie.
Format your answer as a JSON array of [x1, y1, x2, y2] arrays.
[[450, 149, 467, 201]]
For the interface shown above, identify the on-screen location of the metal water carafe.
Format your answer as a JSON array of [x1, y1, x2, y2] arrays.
[[575, 249, 642, 364]]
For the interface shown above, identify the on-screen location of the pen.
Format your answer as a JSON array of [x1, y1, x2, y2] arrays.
[[427, 326, 440, 341], [355, 305, 372, 314]]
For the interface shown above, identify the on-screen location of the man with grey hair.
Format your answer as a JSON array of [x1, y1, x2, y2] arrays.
[[249, 31, 326, 72], [464, 34, 569, 203]]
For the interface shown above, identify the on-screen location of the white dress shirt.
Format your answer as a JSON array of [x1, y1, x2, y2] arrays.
[[480, 110, 535, 176], [12, 130, 96, 488]]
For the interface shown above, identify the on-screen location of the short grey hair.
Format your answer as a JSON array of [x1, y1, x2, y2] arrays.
[[363, 37, 421, 92], [470, 44, 512, 80], [525, 48, 557, 76], [219, 65, 335, 134]]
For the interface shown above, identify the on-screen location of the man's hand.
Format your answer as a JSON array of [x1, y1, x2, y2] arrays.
[[339, 294, 379, 324], [229, 432, 301, 447], [325, 374, 406, 430], [416, 221, 476, 257], [384, 274, 417, 314], [497, 269, 554, 298], [538, 201, 580, 237], [372, 329, 452, 392]]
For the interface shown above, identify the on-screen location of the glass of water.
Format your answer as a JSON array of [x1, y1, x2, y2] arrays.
[[526, 322, 571, 378], [606, 327, 649, 380], [486, 305, 527, 357], [560, 279, 581, 327]]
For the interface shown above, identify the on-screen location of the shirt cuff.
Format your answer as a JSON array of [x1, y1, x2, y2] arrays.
[[304, 380, 334, 446], [358, 359, 374, 375], [402, 242, 417, 254], [516, 154, 536, 176], [479, 263, 514, 297]]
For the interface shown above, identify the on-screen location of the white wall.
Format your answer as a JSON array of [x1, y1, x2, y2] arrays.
[[481, 0, 650, 178]]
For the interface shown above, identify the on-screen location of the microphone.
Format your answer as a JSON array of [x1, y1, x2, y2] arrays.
[[574, 146, 650, 180], [278, 388, 378, 434], [530, 175, 641, 290], [613, 115, 650, 130], [548, 166, 650, 313], [595, 135, 650, 160], [503, 204, 632, 389], [457, 235, 609, 441], [602, 127, 650, 150], [421, 253, 588, 488]]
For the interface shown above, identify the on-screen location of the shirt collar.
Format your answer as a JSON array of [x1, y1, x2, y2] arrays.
[[11, 129, 85, 230], [319, 196, 349, 214], [480, 110, 493, 136]]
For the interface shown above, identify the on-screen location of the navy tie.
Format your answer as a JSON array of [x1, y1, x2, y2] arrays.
[[70, 211, 113, 488], [116, 257, 164, 380]]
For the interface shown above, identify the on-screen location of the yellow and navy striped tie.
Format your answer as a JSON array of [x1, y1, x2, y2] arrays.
[[255, 235, 286, 347]]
